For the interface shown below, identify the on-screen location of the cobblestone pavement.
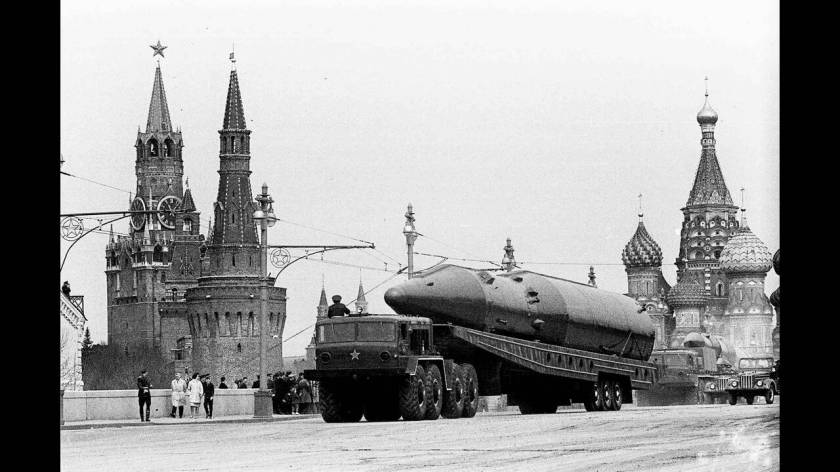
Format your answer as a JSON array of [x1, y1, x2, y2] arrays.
[[60, 401, 779, 472]]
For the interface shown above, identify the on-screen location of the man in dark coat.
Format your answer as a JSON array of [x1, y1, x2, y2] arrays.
[[252, 375, 261, 389], [137, 369, 152, 422], [219, 376, 228, 389], [327, 295, 350, 318], [275, 373, 291, 414], [202, 375, 215, 419]]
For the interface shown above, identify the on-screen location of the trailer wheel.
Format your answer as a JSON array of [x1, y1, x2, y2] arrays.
[[764, 387, 775, 404], [728, 394, 738, 405], [602, 379, 615, 411], [442, 364, 465, 419], [611, 380, 623, 411], [461, 363, 480, 418], [583, 381, 604, 411], [424, 364, 443, 420], [320, 380, 363, 423], [745, 395, 755, 405], [702, 393, 713, 405], [399, 365, 428, 421]]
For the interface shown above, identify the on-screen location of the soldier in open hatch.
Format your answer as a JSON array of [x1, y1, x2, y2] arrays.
[[327, 295, 350, 318]]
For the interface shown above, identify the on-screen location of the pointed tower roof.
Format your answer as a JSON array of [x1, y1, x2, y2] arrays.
[[686, 87, 734, 208], [181, 178, 196, 212], [356, 280, 367, 304], [146, 65, 172, 133], [222, 69, 247, 130], [319, 286, 329, 308]]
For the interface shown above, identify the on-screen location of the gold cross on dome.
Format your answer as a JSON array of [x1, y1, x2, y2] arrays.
[[150, 40, 167, 58]]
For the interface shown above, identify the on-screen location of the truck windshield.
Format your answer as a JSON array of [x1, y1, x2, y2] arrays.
[[663, 354, 689, 367], [320, 323, 356, 343], [739, 358, 773, 369], [357, 322, 396, 342]]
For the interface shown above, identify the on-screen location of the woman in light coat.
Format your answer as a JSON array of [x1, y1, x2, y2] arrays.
[[170, 372, 187, 418], [186, 372, 204, 419]]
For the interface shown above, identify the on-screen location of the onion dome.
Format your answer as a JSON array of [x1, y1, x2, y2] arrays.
[[621, 220, 663, 268], [719, 222, 773, 274], [772, 249, 780, 275], [770, 286, 780, 308], [666, 279, 707, 307], [697, 93, 718, 125]]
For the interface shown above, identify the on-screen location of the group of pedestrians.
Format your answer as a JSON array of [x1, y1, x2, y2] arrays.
[[136, 368, 315, 422], [168, 371, 216, 419], [272, 371, 314, 415]]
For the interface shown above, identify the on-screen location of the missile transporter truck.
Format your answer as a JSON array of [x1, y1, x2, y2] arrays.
[[724, 357, 778, 405], [305, 264, 659, 421]]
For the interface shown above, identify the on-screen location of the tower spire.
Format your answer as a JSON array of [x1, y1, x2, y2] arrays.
[[146, 62, 172, 133], [222, 58, 246, 130], [687, 80, 732, 208], [638, 193, 644, 221]]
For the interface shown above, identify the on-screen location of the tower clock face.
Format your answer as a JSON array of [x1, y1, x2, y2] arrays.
[[130, 197, 146, 231], [157, 196, 182, 229]]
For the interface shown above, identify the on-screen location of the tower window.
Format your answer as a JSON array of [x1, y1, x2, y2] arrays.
[[240, 136, 245, 152], [232, 254, 236, 266], [716, 282, 723, 297], [237, 343, 242, 352], [231, 138, 237, 153], [714, 250, 721, 258], [183, 219, 192, 233], [148, 139, 159, 157], [164, 138, 174, 157], [232, 212, 235, 223]]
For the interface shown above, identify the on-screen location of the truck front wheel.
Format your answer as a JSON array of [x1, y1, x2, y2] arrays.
[[602, 379, 615, 411], [424, 364, 443, 420], [764, 387, 775, 404], [442, 364, 465, 419], [728, 393, 738, 405], [320, 380, 363, 423], [399, 365, 428, 421], [461, 363, 480, 418], [745, 395, 755, 405]]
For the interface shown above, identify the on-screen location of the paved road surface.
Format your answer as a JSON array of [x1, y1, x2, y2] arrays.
[[61, 402, 779, 471]]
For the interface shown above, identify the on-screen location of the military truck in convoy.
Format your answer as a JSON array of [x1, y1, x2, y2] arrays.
[[635, 332, 736, 406], [724, 357, 778, 405], [304, 264, 659, 422]]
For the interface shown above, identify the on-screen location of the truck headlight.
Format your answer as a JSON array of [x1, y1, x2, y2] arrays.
[[706, 383, 715, 390], [730, 381, 738, 387], [755, 380, 763, 387]]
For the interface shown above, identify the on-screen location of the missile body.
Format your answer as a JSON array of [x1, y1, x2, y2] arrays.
[[384, 264, 655, 361]]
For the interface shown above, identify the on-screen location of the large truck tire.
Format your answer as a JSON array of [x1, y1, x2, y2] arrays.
[[703, 393, 713, 404], [583, 381, 601, 411], [728, 394, 738, 405], [364, 380, 400, 422], [745, 395, 755, 405], [399, 365, 428, 421], [442, 364, 465, 419], [320, 380, 363, 423], [602, 379, 615, 411], [461, 363, 480, 418], [611, 379, 623, 411], [424, 364, 443, 420], [764, 387, 775, 404]]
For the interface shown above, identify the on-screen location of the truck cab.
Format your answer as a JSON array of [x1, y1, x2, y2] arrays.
[[303, 314, 474, 423], [307, 315, 437, 377], [648, 349, 703, 388], [724, 357, 777, 405]]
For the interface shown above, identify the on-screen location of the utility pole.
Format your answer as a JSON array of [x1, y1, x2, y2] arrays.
[[403, 203, 418, 278]]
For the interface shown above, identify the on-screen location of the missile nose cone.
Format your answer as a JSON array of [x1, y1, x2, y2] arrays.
[[384, 286, 408, 309]]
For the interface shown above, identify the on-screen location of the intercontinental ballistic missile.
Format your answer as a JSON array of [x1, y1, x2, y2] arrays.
[[384, 264, 656, 361]]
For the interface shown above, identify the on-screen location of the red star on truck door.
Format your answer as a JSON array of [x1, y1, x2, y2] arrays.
[[350, 349, 360, 360]]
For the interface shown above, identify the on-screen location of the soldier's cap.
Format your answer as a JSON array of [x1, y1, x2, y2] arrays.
[[332, 295, 342, 302]]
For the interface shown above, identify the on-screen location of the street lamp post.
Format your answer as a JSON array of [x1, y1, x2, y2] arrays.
[[252, 183, 277, 418], [403, 203, 417, 279]]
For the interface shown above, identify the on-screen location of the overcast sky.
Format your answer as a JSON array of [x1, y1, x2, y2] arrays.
[[61, 0, 779, 357]]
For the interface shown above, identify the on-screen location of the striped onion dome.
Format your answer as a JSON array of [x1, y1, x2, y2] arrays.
[[666, 279, 707, 308], [719, 223, 773, 274], [621, 220, 663, 268], [697, 95, 718, 124]]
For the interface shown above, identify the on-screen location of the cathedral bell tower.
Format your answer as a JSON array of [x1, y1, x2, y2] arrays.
[[674, 81, 740, 321]]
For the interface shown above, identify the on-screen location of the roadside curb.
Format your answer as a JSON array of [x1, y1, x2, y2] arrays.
[[61, 414, 319, 431]]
